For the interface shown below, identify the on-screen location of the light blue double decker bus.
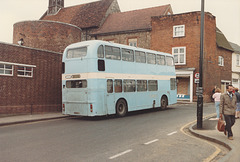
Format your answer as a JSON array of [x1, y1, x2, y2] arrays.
[[62, 40, 177, 117]]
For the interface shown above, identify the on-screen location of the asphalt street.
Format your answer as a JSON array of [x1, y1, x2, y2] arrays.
[[0, 103, 218, 162]]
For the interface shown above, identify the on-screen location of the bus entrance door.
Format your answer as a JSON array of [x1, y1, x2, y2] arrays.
[[106, 79, 115, 114]]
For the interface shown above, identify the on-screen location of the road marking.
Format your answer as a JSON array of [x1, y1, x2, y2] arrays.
[[109, 149, 132, 160], [167, 131, 177, 136], [144, 139, 159, 145]]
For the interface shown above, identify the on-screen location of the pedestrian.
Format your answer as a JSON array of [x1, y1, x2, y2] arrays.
[[235, 88, 240, 119], [211, 85, 217, 102], [220, 85, 237, 140], [212, 88, 221, 119]]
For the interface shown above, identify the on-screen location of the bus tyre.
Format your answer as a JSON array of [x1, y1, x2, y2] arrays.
[[116, 99, 127, 117], [160, 96, 168, 110]]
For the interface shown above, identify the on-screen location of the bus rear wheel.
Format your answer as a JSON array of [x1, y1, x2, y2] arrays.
[[160, 96, 168, 110], [116, 99, 128, 117]]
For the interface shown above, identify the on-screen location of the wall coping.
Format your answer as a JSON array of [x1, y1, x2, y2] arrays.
[[0, 41, 62, 55], [14, 20, 82, 31]]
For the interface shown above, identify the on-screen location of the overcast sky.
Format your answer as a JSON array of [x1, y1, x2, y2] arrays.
[[1, 0, 239, 45]]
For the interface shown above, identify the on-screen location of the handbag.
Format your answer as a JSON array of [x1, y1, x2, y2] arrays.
[[217, 117, 225, 132]]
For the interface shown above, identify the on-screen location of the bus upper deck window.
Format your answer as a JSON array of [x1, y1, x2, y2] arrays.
[[166, 56, 174, 66], [98, 45, 104, 58], [67, 47, 87, 59]]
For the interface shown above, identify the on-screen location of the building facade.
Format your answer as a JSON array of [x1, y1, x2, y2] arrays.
[[0, 42, 62, 116], [230, 42, 240, 89], [151, 12, 233, 102]]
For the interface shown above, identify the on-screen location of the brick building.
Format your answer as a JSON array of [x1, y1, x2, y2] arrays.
[[151, 12, 233, 102], [0, 43, 62, 115]]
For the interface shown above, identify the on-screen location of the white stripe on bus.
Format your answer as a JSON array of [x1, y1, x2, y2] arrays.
[[62, 73, 175, 80]]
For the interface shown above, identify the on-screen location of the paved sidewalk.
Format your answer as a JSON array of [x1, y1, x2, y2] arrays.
[[189, 116, 240, 162], [0, 113, 67, 126]]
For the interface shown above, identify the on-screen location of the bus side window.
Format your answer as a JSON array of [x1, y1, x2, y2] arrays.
[[98, 59, 105, 71], [107, 79, 113, 93], [114, 79, 122, 93]]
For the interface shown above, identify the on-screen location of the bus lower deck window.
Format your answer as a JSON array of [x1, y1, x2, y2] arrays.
[[66, 80, 87, 88]]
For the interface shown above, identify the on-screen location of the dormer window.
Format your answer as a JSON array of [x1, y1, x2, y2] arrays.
[[48, 0, 64, 15]]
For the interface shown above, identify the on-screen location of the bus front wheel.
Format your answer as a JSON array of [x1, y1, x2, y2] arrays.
[[116, 99, 128, 117], [160, 96, 168, 110]]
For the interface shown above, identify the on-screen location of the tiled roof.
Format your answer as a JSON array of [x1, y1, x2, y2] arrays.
[[229, 42, 240, 54], [216, 28, 234, 52], [92, 4, 172, 35], [40, 0, 115, 29]]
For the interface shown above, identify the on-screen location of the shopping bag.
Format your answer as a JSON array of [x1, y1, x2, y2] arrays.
[[217, 118, 225, 132]]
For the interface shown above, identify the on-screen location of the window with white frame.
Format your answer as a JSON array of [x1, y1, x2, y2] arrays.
[[172, 47, 186, 65], [173, 25, 185, 37], [0, 63, 13, 76], [17, 66, 33, 77], [128, 38, 137, 47], [236, 54, 240, 66], [218, 56, 224, 66]]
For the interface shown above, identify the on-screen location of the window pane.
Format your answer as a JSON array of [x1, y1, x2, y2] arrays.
[[18, 71, 24, 76], [107, 79, 113, 93], [124, 80, 136, 92], [122, 48, 134, 62], [5, 70, 12, 75], [114, 79, 122, 93], [105, 46, 121, 60], [26, 67, 32, 71], [135, 51, 146, 63], [97, 45, 104, 58], [180, 54, 184, 63], [66, 80, 87, 88], [147, 53, 156, 64], [156, 55, 165, 65], [170, 78, 176, 90], [173, 49, 178, 54], [0, 69, 4, 74], [174, 55, 178, 63], [18, 66, 25, 71], [0, 64, 4, 68], [5, 65, 12, 69], [148, 80, 158, 91], [137, 80, 147, 92], [67, 47, 87, 59], [180, 48, 185, 53]]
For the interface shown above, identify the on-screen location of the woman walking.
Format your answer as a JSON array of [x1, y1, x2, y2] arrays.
[[212, 88, 221, 119]]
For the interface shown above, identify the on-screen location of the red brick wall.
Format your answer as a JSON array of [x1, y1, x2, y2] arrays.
[[96, 31, 151, 49], [0, 42, 62, 115], [13, 21, 82, 53], [151, 12, 232, 102]]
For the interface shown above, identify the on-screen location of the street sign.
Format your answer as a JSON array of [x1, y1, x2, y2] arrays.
[[195, 79, 199, 84], [196, 87, 203, 96], [195, 72, 200, 79]]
